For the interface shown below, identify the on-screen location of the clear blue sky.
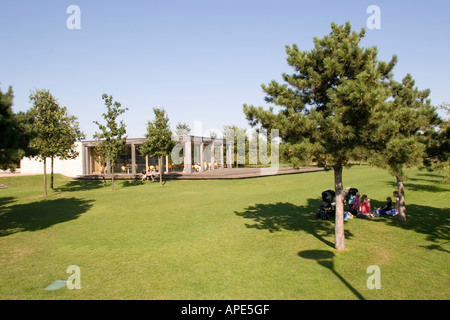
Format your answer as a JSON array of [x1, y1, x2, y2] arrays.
[[1, 0, 449, 139]]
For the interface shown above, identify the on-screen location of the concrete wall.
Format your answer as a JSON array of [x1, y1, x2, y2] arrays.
[[20, 142, 83, 178]]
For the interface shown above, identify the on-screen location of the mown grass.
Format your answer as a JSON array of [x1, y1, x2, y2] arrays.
[[0, 166, 448, 300]]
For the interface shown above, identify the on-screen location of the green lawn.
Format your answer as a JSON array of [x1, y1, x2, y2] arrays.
[[0, 166, 449, 300]]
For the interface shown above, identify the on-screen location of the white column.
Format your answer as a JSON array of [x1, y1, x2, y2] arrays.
[[220, 142, 224, 169], [85, 146, 89, 175], [184, 136, 192, 174], [131, 143, 136, 175], [210, 140, 215, 170], [226, 141, 232, 168], [165, 155, 169, 173], [199, 142, 204, 172]]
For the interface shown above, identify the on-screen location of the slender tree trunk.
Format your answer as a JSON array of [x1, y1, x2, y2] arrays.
[[111, 165, 115, 191], [50, 156, 54, 189], [159, 156, 163, 186], [334, 163, 345, 251], [102, 160, 107, 185], [396, 176, 407, 222], [43, 158, 47, 197]]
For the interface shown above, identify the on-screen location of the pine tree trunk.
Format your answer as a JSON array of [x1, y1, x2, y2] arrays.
[[396, 176, 407, 222], [334, 163, 345, 251], [43, 158, 47, 197], [50, 156, 54, 189]]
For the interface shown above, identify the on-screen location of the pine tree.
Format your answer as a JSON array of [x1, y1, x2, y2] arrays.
[[175, 122, 191, 136], [424, 103, 450, 180], [0, 86, 36, 170], [367, 75, 440, 222], [93, 94, 128, 191], [243, 22, 396, 250], [140, 108, 175, 186]]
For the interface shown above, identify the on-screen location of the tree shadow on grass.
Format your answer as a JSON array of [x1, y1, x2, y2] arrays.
[[235, 198, 449, 253], [400, 171, 447, 184], [382, 170, 449, 194], [372, 203, 450, 252], [54, 180, 107, 193], [383, 180, 449, 193], [0, 197, 94, 237], [0, 196, 16, 209], [234, 199, 354, 249], [120, 180, 145, 188], [374, 173, 449, 252], [235, 201, 364, 299], [0, 196, 17, 218], [298, 250, 366, 300], [119, 179, 169, 189]]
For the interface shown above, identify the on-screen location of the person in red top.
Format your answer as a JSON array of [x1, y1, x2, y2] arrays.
[[357, 194, 374, 219], [360, 194, 371, 213]]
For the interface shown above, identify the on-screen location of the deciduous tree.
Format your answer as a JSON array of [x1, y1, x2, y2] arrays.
[[93, 94, 128, 191], [140, 108, 175, 186], [29, 89, 84, 195]]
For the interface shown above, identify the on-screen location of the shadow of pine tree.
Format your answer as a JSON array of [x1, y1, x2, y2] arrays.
[[234, 199, 354, 249]]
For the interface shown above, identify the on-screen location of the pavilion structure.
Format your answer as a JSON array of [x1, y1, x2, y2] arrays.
[[80, 135, 231, 177]]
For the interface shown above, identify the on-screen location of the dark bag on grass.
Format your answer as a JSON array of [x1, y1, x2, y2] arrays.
[[356, 212, 370, 220]]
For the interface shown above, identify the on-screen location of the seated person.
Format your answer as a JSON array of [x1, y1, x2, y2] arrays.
[[356, 194, 374, 219], [392, 190, 400, 216], [148, 167, 156, 181], [350, 193, 360, 215], [348, 194, 356, 206], [377, 197, 393, 215], [344, 187, 357, 206], [141, 169, 148, 181]]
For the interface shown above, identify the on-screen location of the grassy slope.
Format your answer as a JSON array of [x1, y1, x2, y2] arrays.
[[0, 166, 448, 300]]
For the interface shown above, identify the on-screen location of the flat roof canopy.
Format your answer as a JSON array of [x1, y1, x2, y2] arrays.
[[81, 135, 228, 147]]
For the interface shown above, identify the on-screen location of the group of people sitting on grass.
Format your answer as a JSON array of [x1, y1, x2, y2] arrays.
[[141, 166, 156, 181], [345, 190, 400, 220]]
